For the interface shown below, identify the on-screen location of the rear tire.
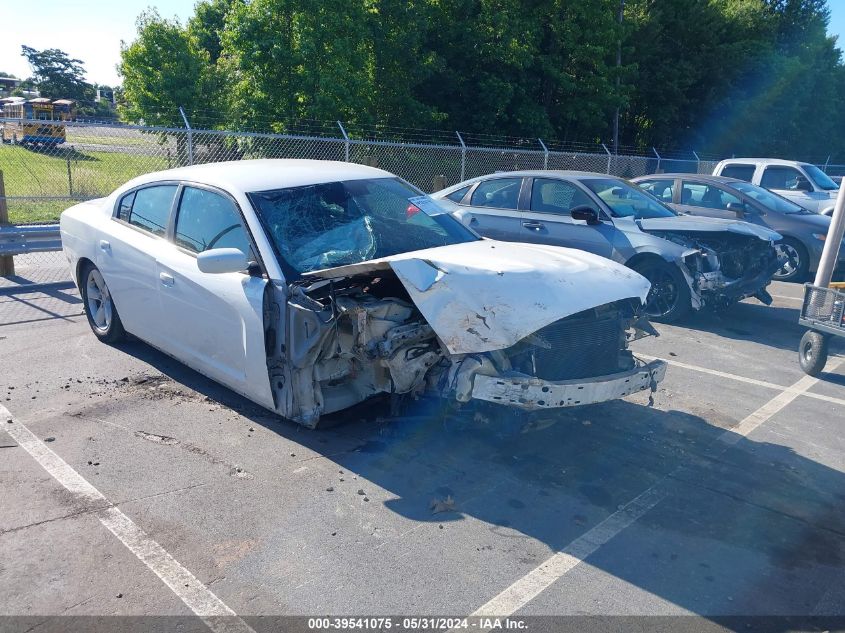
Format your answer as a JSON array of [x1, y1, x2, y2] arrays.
[[798, 330, 828, 377], [80, 262, 126, 343], [629, 259, 692, 323], [773, 238, 809, 283]]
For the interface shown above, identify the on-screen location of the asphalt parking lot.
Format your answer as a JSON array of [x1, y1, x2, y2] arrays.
[[1, 279, 845, 630]]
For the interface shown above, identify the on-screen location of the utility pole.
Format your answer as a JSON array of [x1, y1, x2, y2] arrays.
[[612, 0, 625, 156]]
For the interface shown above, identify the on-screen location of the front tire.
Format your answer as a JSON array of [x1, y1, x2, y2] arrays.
[[629, 259, 692, 323], [798, 330, 828, 376], [773, 238, 809, 282], [81, 263, 126, 343]]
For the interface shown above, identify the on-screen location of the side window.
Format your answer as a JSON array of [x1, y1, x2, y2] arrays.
[[446, 185, 471, 203], [470, 178, 522, 210], [720, 164, 756, 182], [117, 191, 135, 221], [760, 166, 803, 190], [681, 182, 741, 210], [126, 185, 178, 237], [637, 179, 675, 202], [175, 187, 253, 258], [530, 178, 598, 214]]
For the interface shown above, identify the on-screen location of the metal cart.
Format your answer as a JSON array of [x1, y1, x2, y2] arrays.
[[799, 282, 845, 376]]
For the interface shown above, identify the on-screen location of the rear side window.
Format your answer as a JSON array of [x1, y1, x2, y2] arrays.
[[470, 178, 522, 209], [174, 187, 253, 257], [720, 164, 755, 182], [121, 185, 178, 237], [446, 185, 471, 203]]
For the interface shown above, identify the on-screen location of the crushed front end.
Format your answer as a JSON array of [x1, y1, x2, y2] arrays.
[[654, 231, 780, 308], [444, 300, 666, 411]]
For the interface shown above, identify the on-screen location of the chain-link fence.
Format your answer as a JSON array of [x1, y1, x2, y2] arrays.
[[1, 115, 842, 285]]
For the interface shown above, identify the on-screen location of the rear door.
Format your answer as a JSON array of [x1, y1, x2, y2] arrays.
[[519, 177, 614, 257], [457, 177, 525, 241], [154, 184, 273, 408], [100, 183, 179, 348]]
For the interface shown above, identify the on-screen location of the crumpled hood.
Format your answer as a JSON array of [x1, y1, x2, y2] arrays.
[[637, 215, 781, 241], [304, 240, 650, 354]]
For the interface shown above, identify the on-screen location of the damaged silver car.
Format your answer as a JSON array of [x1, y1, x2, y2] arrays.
[[61, 160, 666, 428], [433, 171, 782, 322]]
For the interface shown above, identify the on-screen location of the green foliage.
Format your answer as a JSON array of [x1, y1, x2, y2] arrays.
[[119, 10, 221, 127], [117, 0, 845, 159], [20, 46, 94, 101]]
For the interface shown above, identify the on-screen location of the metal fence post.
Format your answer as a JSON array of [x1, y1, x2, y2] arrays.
[[538, 138, 549, 169], [66, 154, 73, 198], [179, 106, 193, 166], [0, 170, 13, 276], [337, 121, 350, 162], [456, 131, 466, 181], [601, 143, 612, 174], [652, 147, 661, 173], [692, 150, 701, 174]]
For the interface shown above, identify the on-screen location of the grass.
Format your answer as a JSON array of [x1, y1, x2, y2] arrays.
[[0, 143, 171, 224]]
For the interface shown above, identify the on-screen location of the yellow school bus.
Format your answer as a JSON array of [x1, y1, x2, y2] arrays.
[[1, 98, 75, 145]]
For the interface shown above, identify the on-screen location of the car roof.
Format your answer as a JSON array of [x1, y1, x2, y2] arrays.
[[634, 173, 746, 185], [124, 159, 394, 194], [716, 158, 812, 168], [485, 170, 615, 179]]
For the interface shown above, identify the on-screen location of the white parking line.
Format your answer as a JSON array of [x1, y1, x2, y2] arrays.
[[770, 294, 803, 302], [469, 358, 843, 618], [638, 354, 845, 408], [1, 404, 255, 633]]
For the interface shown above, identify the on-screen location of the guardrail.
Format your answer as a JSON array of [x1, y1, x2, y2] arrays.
[[0, 224, 62, 257]]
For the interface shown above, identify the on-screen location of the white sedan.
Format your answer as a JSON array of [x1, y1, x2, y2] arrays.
[[61, 159, 666, 427]]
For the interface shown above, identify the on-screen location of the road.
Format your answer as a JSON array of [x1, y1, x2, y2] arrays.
[[1, 280, 844, 630]]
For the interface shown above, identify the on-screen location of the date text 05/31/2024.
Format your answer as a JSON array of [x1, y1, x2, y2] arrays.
[[307, 617, 528, 630]]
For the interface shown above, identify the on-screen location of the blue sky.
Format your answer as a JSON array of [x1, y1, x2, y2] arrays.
[[0, 0, 197, 86], [3, 0, 845, 87]]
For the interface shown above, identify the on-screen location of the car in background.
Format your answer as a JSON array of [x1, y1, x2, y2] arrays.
[[633, 173, 845, 283], [432, 171, 781, 323], [60, 159, 667, 428], [712, 158, 839, 216]]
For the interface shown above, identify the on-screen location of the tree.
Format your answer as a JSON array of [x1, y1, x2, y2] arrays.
[[222, 0, 377, 129], [21, 45, 93, 101], [119, 10, 219, 127]]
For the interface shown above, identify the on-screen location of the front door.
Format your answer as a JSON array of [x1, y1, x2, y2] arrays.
[[155, 185, 273, 408], [519, 177, 614, 258], [676, 181, 743, 220]]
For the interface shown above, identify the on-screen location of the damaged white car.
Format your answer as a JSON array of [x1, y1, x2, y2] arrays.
[[60, 160, 666, 427]]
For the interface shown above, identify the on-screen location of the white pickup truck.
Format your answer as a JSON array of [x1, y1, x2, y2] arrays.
[[712, 158, 839, 216]]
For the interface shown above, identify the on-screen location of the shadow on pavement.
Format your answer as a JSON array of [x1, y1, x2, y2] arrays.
[[114, 336, 845, 620]]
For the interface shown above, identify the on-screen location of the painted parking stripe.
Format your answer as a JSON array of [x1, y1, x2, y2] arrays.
[[638, 354, 845, 408], [1, 404, 255, 633], [469, 358, 843, 618]]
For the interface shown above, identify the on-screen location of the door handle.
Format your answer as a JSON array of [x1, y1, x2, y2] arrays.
[[469, 216, 479, 225], [522, 221, 545, 230], [98, 240, 111, 252], [159, 272, 175, 287]]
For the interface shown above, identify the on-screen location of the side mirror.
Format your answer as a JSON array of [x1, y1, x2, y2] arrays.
[[726, 201, 747, 217], [795, 177, 813, 192], [197, 248, 248, 274], [570, 205, 601, 225]]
